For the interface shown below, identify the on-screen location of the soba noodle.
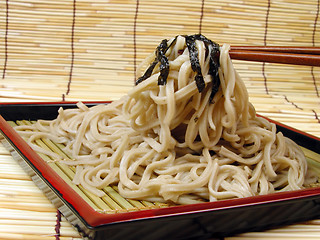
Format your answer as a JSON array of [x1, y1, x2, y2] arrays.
[[15, 35, 308, 204]]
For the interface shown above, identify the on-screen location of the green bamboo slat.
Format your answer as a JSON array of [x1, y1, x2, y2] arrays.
[[11, 120, 102, 211], [11, 120, 171, 213], [8, 119, 320, 215]]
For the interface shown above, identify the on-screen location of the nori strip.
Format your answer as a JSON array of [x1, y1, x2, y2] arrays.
[[185, 35, 205, 92], [156, 39, 169, 85], [135, 60, 158, 85], [187, 34, 221, 101], [135, 34, 220, 102], [207, 41, 220, 103], [209, 52, 220, 102], [135, 39, 171, 85]]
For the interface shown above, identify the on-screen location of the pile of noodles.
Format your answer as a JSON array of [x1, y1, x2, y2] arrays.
[[16, 35, 308, 204]]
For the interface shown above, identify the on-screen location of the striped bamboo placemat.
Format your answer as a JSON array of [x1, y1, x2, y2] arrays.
[[0, 0, 320, 239], [0, 0, 319, 138]]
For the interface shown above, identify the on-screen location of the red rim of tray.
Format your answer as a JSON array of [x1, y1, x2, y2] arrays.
[[1, 101, 320, 228]]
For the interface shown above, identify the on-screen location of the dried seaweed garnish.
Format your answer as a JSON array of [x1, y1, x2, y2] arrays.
[[156, 39, 169, 85], [135, 34, 220, 102], [135, 60, 158, 85], [188, 34, 220, 102], [208, 41, 220, 102], [135, 38, 173, 85], [135, 39, 168, 85], [185, 35, 205, 92]]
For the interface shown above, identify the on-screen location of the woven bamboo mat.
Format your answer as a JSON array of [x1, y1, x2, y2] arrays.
[[0, 0, 320, 239]]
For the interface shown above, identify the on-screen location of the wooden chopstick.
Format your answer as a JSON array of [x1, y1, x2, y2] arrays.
[[231, 46, 320, 55], [229, 46, 320, 66]]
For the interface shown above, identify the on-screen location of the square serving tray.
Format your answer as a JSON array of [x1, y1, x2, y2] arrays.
[[1, 101, 320, 240]]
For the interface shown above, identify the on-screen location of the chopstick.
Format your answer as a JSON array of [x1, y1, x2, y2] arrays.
[[229, 46, 320, 66], [231, 46, 320, 54]]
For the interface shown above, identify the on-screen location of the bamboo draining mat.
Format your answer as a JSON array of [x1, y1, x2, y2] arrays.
[[8, 119, 320, 212], [0, 0, 320, 239], [9, 119, 172, 214], [2, 141, 320, 240]]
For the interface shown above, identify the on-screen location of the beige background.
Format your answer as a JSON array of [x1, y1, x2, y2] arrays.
[[0, 0, 319, 239]]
